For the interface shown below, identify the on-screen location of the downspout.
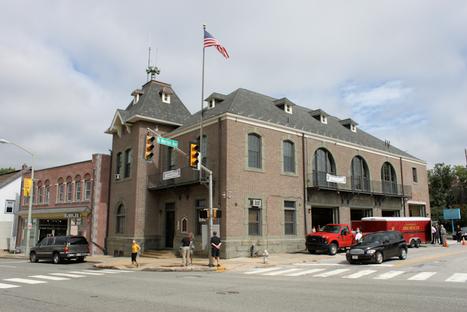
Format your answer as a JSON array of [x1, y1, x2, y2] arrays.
[[105, 150, 113, 255], [302, 133, 308, 234], [399, 157, 406, 217]]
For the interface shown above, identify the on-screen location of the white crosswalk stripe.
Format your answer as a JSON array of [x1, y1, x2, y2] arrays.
[[445, 273, 467, 283], [99, 269, 132, 273], [408, 272, 437, 281], [343, 270, 377, 279], [244, 267, 284, 275], [374, 271, 406, 280], [263, 268, 302, 276], [4, 278, 46, 285], [0, 282, 20, 289], [50, 273, 85, 278], [30, 275, 70, 281], [285, 268, 326, 277], [69, 271, 105, 276], [314, 269, 350, 277]]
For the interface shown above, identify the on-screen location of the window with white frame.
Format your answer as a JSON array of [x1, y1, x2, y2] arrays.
[[283, 140, 295, 173], [248, 133, 262, 169], [124, 149, 132, 178], [75, 179, 81, 202], [44, 181, 50, 204], [84, 179, 92, 201], [284, 200, 296, 235], [248, 199, 262, 236], [5, 200, 15, 213], [66, 181, 73, 202], [58, 179, 65, 203]]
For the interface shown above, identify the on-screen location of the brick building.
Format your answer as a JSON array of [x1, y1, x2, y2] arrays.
[[106, 77, 429, 258], [17, 154, 110, 255]]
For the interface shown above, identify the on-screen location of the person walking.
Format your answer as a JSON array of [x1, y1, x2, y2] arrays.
[[440, 225, 447, 246], [210, 231, 222, 267], [431, 224, 437, 244], [188, 233, 194, 266], [355, 228, 363, 244], [131, 240, 141, 267], [437, 224, 442, 245], [456, 225, 462, 244], [180, 233, 191, 267]]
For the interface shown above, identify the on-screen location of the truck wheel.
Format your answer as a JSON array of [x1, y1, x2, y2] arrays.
[[415, 240, 420, 248], [374, 251, 383, 264], [410, 240, 416, 248], [30, 252, 38, 263], [52, 252, 61, 264], [399, 248, 407, 260], [328, 243, 338, 256]]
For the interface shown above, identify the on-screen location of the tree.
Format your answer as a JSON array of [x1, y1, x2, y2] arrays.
[[428, 163, 456, 210], [0, 167, 15, 175]]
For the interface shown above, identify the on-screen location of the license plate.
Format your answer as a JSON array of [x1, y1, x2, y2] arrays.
[[352, 255, 358, 260], [76, 253, 82, 256]]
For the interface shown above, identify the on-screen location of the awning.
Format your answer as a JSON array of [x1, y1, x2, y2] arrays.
[[17, 207, 91, 219]]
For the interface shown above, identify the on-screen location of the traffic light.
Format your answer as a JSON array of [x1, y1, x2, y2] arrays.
[[199, 209, 208, 219], [189, 142, 200, 169], [144, 132, 155, 161], [213, 209, 222, 219]]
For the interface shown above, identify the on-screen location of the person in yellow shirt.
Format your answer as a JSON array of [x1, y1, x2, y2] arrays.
[[131, 240, 141, 267]]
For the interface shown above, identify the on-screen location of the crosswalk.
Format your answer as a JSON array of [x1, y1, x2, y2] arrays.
[[0, 269, 131, 290], [242, 266, 467, 283]]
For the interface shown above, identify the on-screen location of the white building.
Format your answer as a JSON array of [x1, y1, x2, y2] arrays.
[[0, 170, 23, 251]]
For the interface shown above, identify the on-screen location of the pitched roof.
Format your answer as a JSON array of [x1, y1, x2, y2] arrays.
[[0, 170, 23, 189], [174, 88, 419, 160]]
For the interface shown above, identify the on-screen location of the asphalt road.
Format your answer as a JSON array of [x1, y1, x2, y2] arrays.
[[1, 245, 467, 312]]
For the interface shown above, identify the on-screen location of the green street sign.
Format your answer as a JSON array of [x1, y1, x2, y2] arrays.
[[157, 137, 178, 148]]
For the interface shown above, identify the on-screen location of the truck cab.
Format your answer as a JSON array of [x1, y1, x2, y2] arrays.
[[306, 224, 355, 255]]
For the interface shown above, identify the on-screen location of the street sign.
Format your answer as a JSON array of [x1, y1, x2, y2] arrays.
[[157, 137, 178, 148], [162, 168, 181, 180], [443, 208, 461, 220]]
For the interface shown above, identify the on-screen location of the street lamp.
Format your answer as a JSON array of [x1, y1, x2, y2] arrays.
[[0, 138, 35, 257]]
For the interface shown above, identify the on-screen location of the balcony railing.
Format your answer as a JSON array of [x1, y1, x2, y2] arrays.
[[308, 170, 412, 198], [147, 166, 200, 190]]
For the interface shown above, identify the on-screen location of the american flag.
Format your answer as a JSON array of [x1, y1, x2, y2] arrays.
[[204, 30, 229, 59]]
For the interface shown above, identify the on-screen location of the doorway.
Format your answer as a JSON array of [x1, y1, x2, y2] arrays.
[[165, 203, 175, 248], [312, 207, 339, 230]]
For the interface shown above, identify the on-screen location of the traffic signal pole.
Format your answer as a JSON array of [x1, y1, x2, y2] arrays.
[[146, 128, 214, 266]]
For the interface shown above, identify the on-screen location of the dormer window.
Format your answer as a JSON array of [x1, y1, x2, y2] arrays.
[[321, 115, 327, 124], [339, 118, 358, 133], [205, 92, 226, 110], [208, 99, 216, 109], [160, 87, 173, 104], [351, 124, 357, 132], [162, 93, 171, 103], [284, 104, 292, 114], [131, 89, 144, 104], [274, 97, 295, 114], [310, 109, 329, 124]]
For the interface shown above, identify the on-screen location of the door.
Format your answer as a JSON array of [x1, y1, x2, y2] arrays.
[[165, 203, 175, 248]]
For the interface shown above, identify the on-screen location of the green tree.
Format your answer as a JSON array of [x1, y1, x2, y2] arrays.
[[428, 163, 456, 210], [0, 167, 15, 175]]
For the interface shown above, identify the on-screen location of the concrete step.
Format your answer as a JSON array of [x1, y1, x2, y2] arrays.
[[141, 249, 177, 259]]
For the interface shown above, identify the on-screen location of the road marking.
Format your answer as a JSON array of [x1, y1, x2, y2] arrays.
[[244, 267, 284, 275], [99, 269, 132, 273], [285, 268, 326, 277], [0, 265, 16, 268], [69, 271, 104, 276], [50, 273, 85, 278], [314, 269, 350, 277], [293, 263, 343, 266], [4, 278, 46, 285], [408, 272, 437, 281], [374, 271, 406, 280], [342, 270, 377, 279], [445, 273, 467, 283], [30, 275, 70, 281], [0, 282, 20, 289], [263, 268, 302, 276]]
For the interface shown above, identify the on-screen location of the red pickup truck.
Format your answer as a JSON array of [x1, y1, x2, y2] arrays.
[[306, 224, 355, 255]]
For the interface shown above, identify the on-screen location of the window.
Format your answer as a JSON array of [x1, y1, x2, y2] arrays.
[[313, 148, 336, 186], [248, 133, 262, 169], [116, 204, 125, 234], [412, 167, 418, 183], [284, 201, 296, 235], [124, 149, 132, 178], [44, 180, 50, 204], [284, 104, 292, 114], [181, 217, 188, 233], [248, 199, 261, 235], [162, 93, 171, 103], [66, 178, 73, 202], [57, 178, 65, 203], [167, 147, 177, 171], [381, 162, 397, 194], [37, 183, 43, 204], [5, 200, 14, 213], [75, 176, 81, 202], [195, 199, 206, 235], [283, 140, 295, 173], [351, 156, 370, 191], [116, 152, 122, 175], [321, 115, 327, 124], [84, 179, 92, 201]]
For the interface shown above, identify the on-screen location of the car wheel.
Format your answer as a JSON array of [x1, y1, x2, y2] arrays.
[[30, 252, 38, 263], [399, 248, 407, 260], [374, 251, 383, 264], [328, 243, 338, 256], [52, 252, 60, 264]]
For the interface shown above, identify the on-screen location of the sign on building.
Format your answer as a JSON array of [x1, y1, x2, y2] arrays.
[[326, 173, 346, 184], [162, 168, 181, 180]]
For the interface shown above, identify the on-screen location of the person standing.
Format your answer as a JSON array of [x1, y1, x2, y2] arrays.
[[456, 225, 462, 244], [180, 234, 191, 267], [188, 232, 194, 266], [131, 240, 141, 267], [440, 225, 447, 246], [431, 224, 437, 244], [355, 228, 363, 244], [210, 231, 222, 267]]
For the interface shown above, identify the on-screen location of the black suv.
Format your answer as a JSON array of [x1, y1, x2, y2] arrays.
[[346, 231, 407, 264], [30, 236, 90, 264]]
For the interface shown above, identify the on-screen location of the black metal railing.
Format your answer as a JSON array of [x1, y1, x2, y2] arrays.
[[147, 166, 200, 190], [308, 170, 412, 198]]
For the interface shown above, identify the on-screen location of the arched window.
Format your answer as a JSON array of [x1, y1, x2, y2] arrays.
[[248, 133, 262, 169], [84, 174, 92, 201], [313, 148, 336, 186], [381, 162, 397, 194], [75, 175, 81, 202], [116, 204, 125, 234], [37, 181, 43, 204], [57, 177, 65, 203], [351, 156, 370, 191], [66, 176, 73, 202], [283, 140, 295, 173], [44, 180, 50, 204], [181, 217, 188, 233]]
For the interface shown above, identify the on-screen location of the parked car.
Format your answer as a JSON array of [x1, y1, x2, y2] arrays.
[[346, 231, 407, 264], [30, 235, 90, 264], [452, 227, 467, 240], [306, 224, 355, 255]]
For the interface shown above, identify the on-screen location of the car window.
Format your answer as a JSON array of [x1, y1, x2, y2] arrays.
[[38, 238, 48, 246], [362, 234, 382, 244], [54, 236, 67, 245], [46, 237, 54, 245], [322, 225, 340, 233], [69, 237, 88, 245]]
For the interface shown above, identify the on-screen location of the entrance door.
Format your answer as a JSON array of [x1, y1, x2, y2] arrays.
[[165, 203, 175, 248], [312, 207, 339, 230]]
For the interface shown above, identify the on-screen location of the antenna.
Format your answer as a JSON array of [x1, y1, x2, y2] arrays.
[[146, 46, 160, 81]]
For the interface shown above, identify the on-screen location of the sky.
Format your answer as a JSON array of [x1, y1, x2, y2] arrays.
[[1, 0, 466, 170]]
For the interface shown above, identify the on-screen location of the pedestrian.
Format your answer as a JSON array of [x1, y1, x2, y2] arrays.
[[131, 239, 141, 267], [440, 225, 447, 246], [180, 233, 191, 267], [355, 228, 362, 244], [437, 224, 442, 245], [431, 224, 437, 244], [210, 231, 222, 267], [188, 232, 194, 265], [456, 225, 462, 244], [311, 226, 316, 233]]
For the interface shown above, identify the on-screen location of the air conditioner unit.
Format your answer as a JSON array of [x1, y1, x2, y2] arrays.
[[115, 174, 120, 180], [251, 199, 262, 208]]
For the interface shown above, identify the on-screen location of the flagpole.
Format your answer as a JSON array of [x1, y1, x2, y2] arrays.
[[200, 24, 206, 183]]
